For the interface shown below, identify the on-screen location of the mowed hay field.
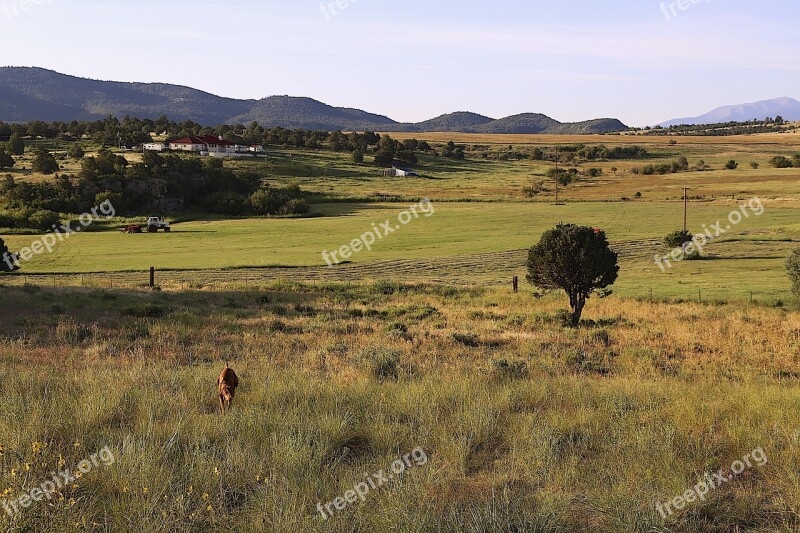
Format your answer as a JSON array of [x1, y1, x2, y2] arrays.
[[1, 282, 800, 532], [3, 200, 800, 301]]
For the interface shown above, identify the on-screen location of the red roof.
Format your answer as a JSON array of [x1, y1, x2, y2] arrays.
[[169, 135, 237, 146]]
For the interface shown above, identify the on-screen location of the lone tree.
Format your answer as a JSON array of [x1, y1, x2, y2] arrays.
[[527, 224, 619, 327], [0, 237, 18, 272], [0, 148, 13, 169], [6, 133, 24, 156], [31, 149, 59, 174], [67, 144, 85, 159]]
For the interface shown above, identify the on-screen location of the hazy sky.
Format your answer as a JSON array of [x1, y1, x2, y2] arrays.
[[3, 0, 799, 126]]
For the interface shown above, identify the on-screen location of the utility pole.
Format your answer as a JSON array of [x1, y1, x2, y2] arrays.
[[554, 148, 560, 205], [682, 186, 689, 254], [683, 186, 688, 234]]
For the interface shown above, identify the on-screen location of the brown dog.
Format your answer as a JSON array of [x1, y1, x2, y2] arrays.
[[217, 363, 239, 413]]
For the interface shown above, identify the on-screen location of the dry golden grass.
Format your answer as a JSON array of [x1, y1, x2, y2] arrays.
[[0, 282, 799, 531], [379, 130, 800, 146]]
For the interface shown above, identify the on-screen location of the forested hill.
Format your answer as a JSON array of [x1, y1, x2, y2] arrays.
[[0, 67, 628, 133]]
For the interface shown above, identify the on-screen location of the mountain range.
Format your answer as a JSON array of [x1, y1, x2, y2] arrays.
[[660, 97, 800, 127], [0, 67, 627, 134]]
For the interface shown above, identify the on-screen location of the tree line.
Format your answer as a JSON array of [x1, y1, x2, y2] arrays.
[[0, 150, 309, 230], [0, 116, 449, 167]]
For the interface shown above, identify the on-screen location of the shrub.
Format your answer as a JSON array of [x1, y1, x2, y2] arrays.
[[0, 148, 13, 169], [786, 249, 800, 296], [664, 230, 693, 249], [359, 347, 401, 381], [31, 149, 59, 174], [770, 156, 793, 168], [491, 359, 528, 381], [452, 332, 481, 347], [0, 236, 17, 272], [371, 280, 401, 295], [27, 210, 61, 231], [6, 133, 24, 155], [123, 304, 167, 318], [725, 160, 739, 170], [67, 144, 85, 159]]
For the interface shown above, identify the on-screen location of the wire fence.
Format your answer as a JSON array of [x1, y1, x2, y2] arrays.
[[0, 269, 790, 307]]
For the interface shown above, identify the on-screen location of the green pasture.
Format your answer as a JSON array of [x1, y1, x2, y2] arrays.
[[3, 201, 799, 300]]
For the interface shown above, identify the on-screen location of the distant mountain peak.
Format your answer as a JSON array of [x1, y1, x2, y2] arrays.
[[660, 97, 800, 127], [0, 67, 628, 134]]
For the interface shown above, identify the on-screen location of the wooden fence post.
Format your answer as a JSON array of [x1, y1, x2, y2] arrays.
[[150, 267, 155, 288], [513, 276, 519, 293]]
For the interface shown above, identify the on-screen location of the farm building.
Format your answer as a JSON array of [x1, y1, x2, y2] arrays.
[[382, 166, 418, 177], [168, 135, 239, 154]]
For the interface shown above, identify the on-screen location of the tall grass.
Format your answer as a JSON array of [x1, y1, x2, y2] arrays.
[[0, 282, 799, 531]]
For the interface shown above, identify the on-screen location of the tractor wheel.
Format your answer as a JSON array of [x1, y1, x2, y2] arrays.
[[148, 226, 157, 233], [165, 227, 171, 233]]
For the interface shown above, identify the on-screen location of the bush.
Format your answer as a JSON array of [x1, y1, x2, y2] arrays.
[[6, 133, 24, 155], [664, 230, 693, 249], [207, 192, 249, 215], [491, 359, 528, 381], [359, 347, 401, 381], [31, 149, 59, 174], [250, 186, 309, 216], [786, 249, 800, 296], [27, 210, 61, 231], [770, 156, 793, 168], [0, 148, 13, 170], [67, 144, 85, 159], [0, 236, 17, 272], [123, 304, 167, 318], [452, 332, 481, 347], [725, 160, 739, 170]]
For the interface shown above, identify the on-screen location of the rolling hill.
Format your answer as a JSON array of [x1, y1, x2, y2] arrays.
[[0, 67, 628, 133], [660, 97, 800, 127]]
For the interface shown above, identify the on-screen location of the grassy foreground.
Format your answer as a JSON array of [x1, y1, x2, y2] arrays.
[[1, 282, 800, 531]]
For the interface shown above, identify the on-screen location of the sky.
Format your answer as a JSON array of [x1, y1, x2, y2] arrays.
[[2, 0, 800, 126]]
